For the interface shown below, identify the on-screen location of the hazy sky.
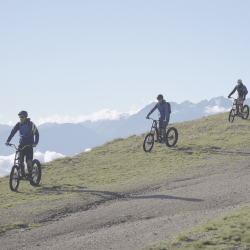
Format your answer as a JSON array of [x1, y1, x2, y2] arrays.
[[1, 0, 250, 125]]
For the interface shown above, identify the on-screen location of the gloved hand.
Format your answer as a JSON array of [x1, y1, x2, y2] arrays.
[[241, 97, 245, 100], [32, 144, 37, 147], [146, 116, 149, 119], [163, 119, 168, 123], [5, 141, 9, 146], [228, 95, 231, 98]]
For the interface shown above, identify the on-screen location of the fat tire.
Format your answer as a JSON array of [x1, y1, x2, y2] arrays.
[[9, 165, 20, 191], [30, 159, 42, 186], [228, 109, 235, 123], [166, 127, 178, 147], [242, 105, 249, 120], [143, 133, 154, 153]]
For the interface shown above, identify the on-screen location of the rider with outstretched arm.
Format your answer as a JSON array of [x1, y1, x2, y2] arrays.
[[228, 79, 248, 115], [146, 94, 170, 142], [5, 111, 39, 180]]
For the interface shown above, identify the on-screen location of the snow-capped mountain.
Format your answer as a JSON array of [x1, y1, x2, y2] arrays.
[[0, 96, 249, 156]]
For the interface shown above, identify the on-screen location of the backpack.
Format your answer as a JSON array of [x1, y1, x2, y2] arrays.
[[166, 102, 171, 115]]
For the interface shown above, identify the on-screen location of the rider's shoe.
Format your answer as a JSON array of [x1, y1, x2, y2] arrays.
[[161, 138, 167, 143], [26, 173, 32, 181], [19, 173, 25, 180]]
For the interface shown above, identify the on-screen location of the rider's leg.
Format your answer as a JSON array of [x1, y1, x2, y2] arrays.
[[236, 98, 244, 114], [27, 159, 32, 173], [159, 120, 163, 140], [25, 147, 34, 180], [239, 99, 244, 113], [162, 121, 168, 142], [19, 151, 25, 177]]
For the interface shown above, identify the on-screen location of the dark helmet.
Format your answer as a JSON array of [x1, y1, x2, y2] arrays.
[[156, 94, 163, 100], [18, 110, 28, 117]]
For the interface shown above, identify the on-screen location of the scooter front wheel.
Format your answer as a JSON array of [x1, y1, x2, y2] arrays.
[[228, 109, 235, 122], [9, 165, 20, 191], [143, 133, 155, 152]]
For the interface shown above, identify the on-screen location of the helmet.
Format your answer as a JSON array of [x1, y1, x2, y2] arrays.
[[18, 110, 28, 117], [237, 79, 242, 84], [156, 94, 163, 100]]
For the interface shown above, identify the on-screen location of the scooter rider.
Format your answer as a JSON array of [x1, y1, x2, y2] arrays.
[[228, 79, 248, 115], [146, 94, 170, 142], [5, 111, 39, 180]]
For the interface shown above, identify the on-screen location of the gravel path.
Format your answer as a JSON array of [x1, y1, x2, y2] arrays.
[[1, 164, 250, 250]]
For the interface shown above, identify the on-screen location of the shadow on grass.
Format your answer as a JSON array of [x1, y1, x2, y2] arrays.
[[177, 146, 250, 157], [124, 194, 203, 202], [40, 186, 125, 199], [39, 187, 203, 202], [208, 149, 250, 156]]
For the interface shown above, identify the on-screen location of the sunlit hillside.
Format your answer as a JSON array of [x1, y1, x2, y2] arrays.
[[0, 112, 250, 232]]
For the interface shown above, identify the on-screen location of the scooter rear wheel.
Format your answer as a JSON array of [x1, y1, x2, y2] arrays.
[[166, 127, 178, 147], [30, 159, 42, 186], [242, 105, 249, 120]]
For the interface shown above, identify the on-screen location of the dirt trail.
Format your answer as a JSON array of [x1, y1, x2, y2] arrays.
[[1, 164, 250, 250]]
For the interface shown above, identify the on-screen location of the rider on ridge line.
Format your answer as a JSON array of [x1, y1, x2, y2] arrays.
[[5, 111, 39, 180], [228, 79, 248, 115], [146, 94, 169, 142]]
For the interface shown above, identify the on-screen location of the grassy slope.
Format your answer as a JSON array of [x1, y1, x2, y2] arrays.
[[0, 112, 250, 234], [140, 205, 250, 250]]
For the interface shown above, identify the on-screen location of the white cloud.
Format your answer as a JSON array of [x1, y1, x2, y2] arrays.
[[172, 110, 179, 114], [85, 148, 91, 152], [128, 105, 143, 115], [8, 121, 13, 126], [34, 151, 65, 163], [215, 99, 221, 106], [204, 106, 230, 114], [0, 151, 65, 177], [37, 106, 145, 126], [37, 109, 127, 125], [0, 154, 14, 177]]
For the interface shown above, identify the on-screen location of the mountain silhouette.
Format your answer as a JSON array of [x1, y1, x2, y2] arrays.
[[0, 96, 249, 156]]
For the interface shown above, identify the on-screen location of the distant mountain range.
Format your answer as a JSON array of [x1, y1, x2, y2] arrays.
[[1, 96, 249, 156]]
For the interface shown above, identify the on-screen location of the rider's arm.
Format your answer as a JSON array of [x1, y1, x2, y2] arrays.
[[164, 103, 169, 121], [147, 104, 157, 117], [243, 86, 248, 99], [30, 122, 39, 145], [34, 128, 39, 145], [6, 123, 19, 142], [228, 86, 237, 97]]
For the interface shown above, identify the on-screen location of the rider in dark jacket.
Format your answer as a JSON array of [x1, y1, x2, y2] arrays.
[[5, 111, 39, 180], [228, 79, 248, 114], [146, 94, 170, 142]]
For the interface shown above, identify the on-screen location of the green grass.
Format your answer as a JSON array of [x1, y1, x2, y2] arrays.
[[140, 205, 250, 250], [0, 222, 40, 233], [1, 112, 250, 231]]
